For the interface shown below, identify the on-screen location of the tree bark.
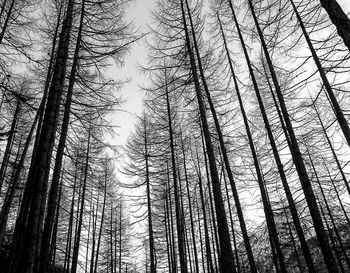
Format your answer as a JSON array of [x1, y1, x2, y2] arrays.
[[290, 0, 350, 147], [71, 127, 91, 273], [39, 2, 85, 271], [180, 1, 235, 271], [164, 71, 188, 273], [319, 0, 350, 51], [8, 1, 75, 272]]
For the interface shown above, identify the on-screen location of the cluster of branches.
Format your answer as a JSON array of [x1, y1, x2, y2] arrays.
[[0, 0, 138, 273], [123, 0, 350, 273]]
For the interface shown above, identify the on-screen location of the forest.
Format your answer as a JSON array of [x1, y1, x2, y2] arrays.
[[0, 0, 350, 272]]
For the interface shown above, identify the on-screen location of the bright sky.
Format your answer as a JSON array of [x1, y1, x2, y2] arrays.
[[110, 0, 156, 147]]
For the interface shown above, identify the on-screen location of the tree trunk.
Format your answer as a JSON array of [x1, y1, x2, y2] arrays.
[[194, 149, 214, 273], [165, 71, 188, 273], [319, 0, 350, 51], [0, 133, 22, 243], [93, 165, 108, 273], [225, 5, 287, 271], [181, 137, 200, 273], [8, 0, 75, 271], [0, 98, 20, 193], [0, 0, 15, 45], [229, 0, 339, 270], [71, 127, 91, 273], [181, 1, 235, 271], [143, 117, 156, 273], [39, 1, 85, 271], [290, 0, 350, 147]]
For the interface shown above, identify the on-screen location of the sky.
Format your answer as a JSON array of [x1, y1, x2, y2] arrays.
[[110, 0, 156, 147]]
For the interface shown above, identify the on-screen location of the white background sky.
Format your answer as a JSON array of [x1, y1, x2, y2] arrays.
[[110, 0, 156, 147]]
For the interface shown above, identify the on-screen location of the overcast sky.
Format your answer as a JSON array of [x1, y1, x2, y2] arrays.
[[110, 0, 155, 147]]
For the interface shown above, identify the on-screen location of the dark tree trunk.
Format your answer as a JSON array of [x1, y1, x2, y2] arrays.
[[166, 166, 177, 273], [48, 172, 64, 271], [0, 134, 22, 243], [71, 127, 91, 273], [110, 205, 114, 273], [63, 158, 78, 273], [165, 72, 188, 273], [229, 1, 317, 270], [194, 149, 214, 273], [180, 1, 235, 271], [164, 201, 172, 273], [181, 137, 200, 273], [290, 0, 350, 147], [144, 119, 156, 273], [39, 1, 85, 271], [225, 5, 287, 271], [314, 104, 350, 197], [0, 0, 15, 45], [118, 202, 122, 273], [222, 165, 241, 273], [308, 152, 350, 270], [228, 0, 338, 270], [8, 1, 75, 272], [319, 0, 350, 51], [89, 202, 98, 273], [0, 98, 20, 193], [93, 166, 108, 273]]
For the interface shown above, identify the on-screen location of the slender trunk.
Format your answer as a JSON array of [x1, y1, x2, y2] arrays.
[[118, 202, 122, 273], [225, 6, 287, 271], [165, 201, 172, 273], [11, 5, 62, 257], [0, 0, 15, 45], [48, 172, 64, 271], [167, 167, 177, 273], [0, 133, 22, 243], [319, 0, 350, 51], [325, 163, 350, 226], [93, 168, 107, 273], [181, 1, 235, 271], [86, 204, 93, 273], [320, 205, 346, 273], [165, 187, 175, 273], [309, 152, 350, 270], [64, 159, 78, 273], [71, 127, 91, 273], [313, 104, 350, 197], [110, 204, 114, 273], [165, 72, 188, 273], [0, 99, 20, 193], [89, 201, 98, 273], [200, 131, 220, 273], [182, 137, 200, 273], [194, 149, 214, 273], [0, 0, 8, 26], [231, 0, 339, 270], [283, 206, 304, 273], [144, 118, 156, 273], [290, 0, 350, 147], [9, 0, 75, 271], [222, 166, 241, 273], [195, 194, 206, 273], [40, 2, 85, 271], [228, 3, 317, 269]]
